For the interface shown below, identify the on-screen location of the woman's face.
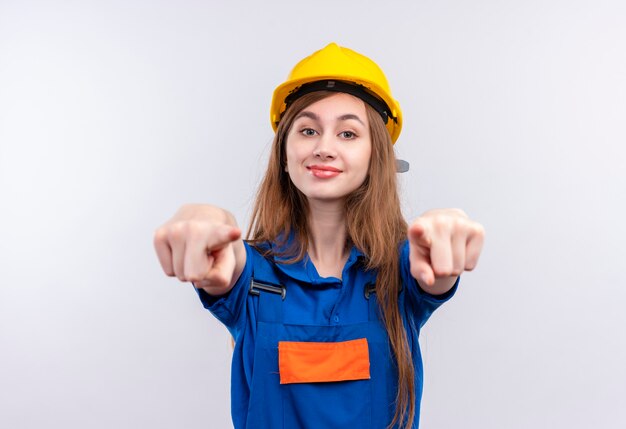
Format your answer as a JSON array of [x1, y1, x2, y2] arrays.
[[285, 93, 372, 204]]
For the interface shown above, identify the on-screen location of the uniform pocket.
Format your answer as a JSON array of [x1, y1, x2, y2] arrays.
[[279, 336, 373, 428], [278, 338, 370, 384]]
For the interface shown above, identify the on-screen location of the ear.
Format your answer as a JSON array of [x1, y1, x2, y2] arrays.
[[284, 164, 289, 172]]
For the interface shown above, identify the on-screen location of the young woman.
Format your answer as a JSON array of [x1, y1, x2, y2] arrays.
[[154, 43, 485, 429]]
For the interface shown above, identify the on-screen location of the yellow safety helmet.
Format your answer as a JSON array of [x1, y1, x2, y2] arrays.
[[270, 43, 403, 144]]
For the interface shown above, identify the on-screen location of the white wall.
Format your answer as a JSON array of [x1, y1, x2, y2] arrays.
[[1, 0, 625, 427]]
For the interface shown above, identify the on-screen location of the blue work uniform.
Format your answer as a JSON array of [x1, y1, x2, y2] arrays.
[[197, 239, 458, 429]]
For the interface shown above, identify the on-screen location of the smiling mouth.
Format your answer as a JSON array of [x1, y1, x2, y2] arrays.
[[307, 165, 342, 178]]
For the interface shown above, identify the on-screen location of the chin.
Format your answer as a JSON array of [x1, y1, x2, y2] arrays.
[[305, 193, 347, 203]]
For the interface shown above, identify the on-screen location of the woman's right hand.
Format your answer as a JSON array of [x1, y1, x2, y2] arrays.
[[153, 204, 246, 296]]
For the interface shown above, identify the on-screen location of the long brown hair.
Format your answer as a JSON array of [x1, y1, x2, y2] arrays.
[[247, 91, 415, 428]]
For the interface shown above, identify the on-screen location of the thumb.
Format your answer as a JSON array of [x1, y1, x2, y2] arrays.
[[205, 239, 238, 287], [408, 222, 432, 247], [208, 224, 242, 253]]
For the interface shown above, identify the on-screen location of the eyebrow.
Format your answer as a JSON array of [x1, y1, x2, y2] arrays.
[[294, 111, 365, 126]]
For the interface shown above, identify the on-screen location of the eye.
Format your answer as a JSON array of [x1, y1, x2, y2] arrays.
[[300, 128, 318, 137], [339, 131, 357, 139]]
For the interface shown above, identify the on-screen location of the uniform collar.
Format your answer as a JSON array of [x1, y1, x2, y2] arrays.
[[270, 234, 367, 285]]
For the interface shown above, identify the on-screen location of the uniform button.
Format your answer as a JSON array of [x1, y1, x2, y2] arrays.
[[333, 315, 340, 323]]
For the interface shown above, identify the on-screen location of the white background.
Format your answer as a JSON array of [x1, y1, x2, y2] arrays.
[[1, 0, 625, 428]]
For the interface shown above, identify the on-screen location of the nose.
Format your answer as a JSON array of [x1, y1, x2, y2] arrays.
[[313, 133, 337, 160]]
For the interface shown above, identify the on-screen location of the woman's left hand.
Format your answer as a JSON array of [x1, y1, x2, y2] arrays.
[[408, 208, 485, 294]]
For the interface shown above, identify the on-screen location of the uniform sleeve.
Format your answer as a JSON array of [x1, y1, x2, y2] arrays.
[[399, 240, 459, 329], [194, 241, 254, 333]]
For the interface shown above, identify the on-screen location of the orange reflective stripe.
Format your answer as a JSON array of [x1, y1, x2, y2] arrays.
[[278, 338, 370, 384]]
